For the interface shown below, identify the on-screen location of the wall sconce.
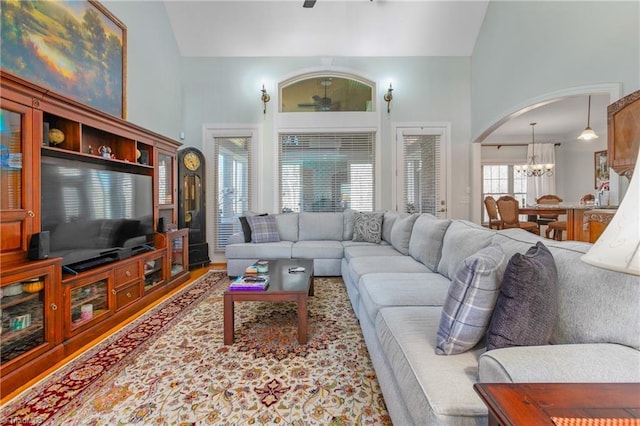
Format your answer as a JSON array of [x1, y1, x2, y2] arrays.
[[261, 84, 271, 114], [383, 84, 393, 113]]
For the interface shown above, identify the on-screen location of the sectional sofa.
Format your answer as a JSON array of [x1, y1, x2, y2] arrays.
[[225, 211, 640, 425]]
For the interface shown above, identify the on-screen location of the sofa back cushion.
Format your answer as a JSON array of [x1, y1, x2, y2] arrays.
[[299, 212, 343, 241], [390, 213, 419, 255], [437, 220, 495, 279], [492, 231, 640, 350], [382, 211, 402, 244], [275, 213, 299, 242], [408, 214, 451, 271], [343, 209, 356, 240]]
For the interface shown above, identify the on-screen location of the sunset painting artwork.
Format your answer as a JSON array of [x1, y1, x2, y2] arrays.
[[1, 0, 126, 118]]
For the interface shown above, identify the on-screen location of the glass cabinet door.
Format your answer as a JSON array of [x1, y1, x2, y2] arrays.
[[144, 254, 165, 293], [0, 101, 34, 262], [158, 152, 174, 205], [67, 277, 110, 334], [171, 233, 186, 277], [1, 276, 47, 364]]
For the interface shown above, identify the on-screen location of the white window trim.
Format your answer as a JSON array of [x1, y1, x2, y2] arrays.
[[203, 124, 261, 263], [391, 122, 452, 218]]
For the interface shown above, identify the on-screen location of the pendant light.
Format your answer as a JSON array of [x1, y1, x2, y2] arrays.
[[578, 95, 598, 141]]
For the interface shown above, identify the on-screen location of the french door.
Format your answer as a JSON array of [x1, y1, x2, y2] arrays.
[[395, 126, 448, 218]]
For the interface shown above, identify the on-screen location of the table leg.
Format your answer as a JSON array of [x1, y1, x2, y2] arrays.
[[223, 294, 234, 345], [308, 276, 314, 297], [297, 294, 308, 344]]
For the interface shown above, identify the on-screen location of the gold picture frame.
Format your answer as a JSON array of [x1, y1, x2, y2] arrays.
[[0, 0, 127, 118], [594, 150, 609, 190]]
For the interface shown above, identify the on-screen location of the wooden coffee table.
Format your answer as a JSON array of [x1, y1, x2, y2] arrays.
[[223, 259, 314, 345], [474, 382, 640, 426]]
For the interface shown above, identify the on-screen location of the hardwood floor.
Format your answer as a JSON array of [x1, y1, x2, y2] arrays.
[[0, 265, 222, 404]]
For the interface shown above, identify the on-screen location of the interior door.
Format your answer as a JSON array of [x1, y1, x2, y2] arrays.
[[395, 127, 448, 218]]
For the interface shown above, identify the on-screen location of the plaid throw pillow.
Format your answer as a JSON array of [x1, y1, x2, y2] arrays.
[[246, 215, 280, 243], [436, 244, 507, 355]]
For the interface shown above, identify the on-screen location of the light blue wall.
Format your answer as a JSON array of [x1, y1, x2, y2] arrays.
[[104, 1, 183, 141], [471, 1, 640, 141], [180, 56, 472, 217]]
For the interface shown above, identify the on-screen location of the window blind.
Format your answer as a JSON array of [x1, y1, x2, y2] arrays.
[[279, 132, 375, 213], [214, 136, 252, 250]]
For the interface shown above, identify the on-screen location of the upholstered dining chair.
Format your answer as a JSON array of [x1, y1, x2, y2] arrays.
[[483, 196, 502, 230], [546, 220, 567, 240], [535, 194, 564, 226], [496, 195, 540, 235]]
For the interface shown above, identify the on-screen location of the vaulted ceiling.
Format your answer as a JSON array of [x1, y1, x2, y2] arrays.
[[163, 0, 609, 144]]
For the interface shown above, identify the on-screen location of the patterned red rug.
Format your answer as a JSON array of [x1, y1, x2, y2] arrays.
[[1, 271, 390, 425]]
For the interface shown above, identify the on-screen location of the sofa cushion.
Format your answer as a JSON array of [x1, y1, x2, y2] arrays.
[[487, 242, 558, 351], [437, 220, 494, 279], [343, 244, 403, 262], [343, 209, 356, 240], [436, 244, 507, 355], [247, 215, 280, 243], [275, 213, 299, 242], [299, 212, 343, 241], [347, 256, 431, 288], [478, 343, 640, 383], [292, 240, 344, 259], [408, 215, 451, 271], [352, 211, 384, 243], [358, 273, 450, 323], [382, 211, 403, 244], [376, 307, 488, 425], [224, 241, 293, 259], [390, 213, 419, 255]]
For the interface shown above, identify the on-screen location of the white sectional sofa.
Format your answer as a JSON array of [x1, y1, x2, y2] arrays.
[[225, 211, 640, 425]]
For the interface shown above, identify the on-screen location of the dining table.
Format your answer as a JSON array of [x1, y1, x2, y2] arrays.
[[518, 204, 606, 241]]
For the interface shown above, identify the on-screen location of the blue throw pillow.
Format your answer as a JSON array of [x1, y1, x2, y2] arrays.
[[486, 241, 559, 351], [246, 214, 280, 243]]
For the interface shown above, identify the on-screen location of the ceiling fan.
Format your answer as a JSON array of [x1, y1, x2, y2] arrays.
[[297, 78, 340, 111]]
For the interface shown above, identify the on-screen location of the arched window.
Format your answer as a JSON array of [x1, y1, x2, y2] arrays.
[[280, 73, 374, 112]]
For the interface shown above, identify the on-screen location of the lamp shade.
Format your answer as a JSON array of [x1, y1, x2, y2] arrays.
[[577, 126, 598, 141], [581, 150, 640, 275]]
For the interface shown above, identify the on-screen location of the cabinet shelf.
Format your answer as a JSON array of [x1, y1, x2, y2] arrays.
[[0, 292, 39, 310], [42, 146, 153, 172], [1, 321, 44, 344]]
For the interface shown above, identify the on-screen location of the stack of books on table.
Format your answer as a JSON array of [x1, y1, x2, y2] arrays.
[[229, 275, 269, 291]]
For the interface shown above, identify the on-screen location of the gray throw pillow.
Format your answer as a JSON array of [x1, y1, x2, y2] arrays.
[[486, 242, 559, 351], [436, 244, 507, 355], [246, 215, 280, 243], [390, 213, 419, 255], [352, 211, 384, 243], [239, 213, 267, 242]]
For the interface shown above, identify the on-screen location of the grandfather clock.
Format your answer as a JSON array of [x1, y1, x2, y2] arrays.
[[178, 147, 211, 268]]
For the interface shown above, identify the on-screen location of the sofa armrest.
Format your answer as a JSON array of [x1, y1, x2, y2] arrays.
[[479, 343, 640, 383], [227, 232, 246, 245]]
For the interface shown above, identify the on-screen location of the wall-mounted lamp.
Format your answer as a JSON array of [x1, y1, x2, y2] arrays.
[[261, 84, 271, 114], [383, 84, 393, 113]]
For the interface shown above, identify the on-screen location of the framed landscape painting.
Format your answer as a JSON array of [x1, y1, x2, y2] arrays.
[[594, 150, 609, 190], [1, 0, 127, 118]]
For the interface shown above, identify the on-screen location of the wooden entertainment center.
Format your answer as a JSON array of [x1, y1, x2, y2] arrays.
[[0, 71, 190, 397]]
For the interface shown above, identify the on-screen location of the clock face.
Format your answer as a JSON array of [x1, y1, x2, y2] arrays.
[[183, 151, 201, 171]]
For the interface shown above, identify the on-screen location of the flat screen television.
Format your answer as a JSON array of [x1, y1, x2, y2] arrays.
[[41, 155, 154, 268]]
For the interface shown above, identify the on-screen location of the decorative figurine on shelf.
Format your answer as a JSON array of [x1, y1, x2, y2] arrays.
[[98, 145, 112, 159], [48, 128, 65, 146]]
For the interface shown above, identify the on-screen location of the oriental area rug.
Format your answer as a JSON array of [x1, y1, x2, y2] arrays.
[[1, 271, 390, 425]]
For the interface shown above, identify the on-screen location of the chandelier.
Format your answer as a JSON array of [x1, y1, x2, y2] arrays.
[[514, 122, 554, 177]]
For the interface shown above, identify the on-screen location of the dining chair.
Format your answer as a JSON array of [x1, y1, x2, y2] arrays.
[[546, 220, 567, 241], [580, 193, 596, 204], [483, 196, 502, 230], [496, 195, 540, 235], [535, 194, 563, 226]]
